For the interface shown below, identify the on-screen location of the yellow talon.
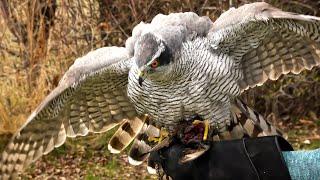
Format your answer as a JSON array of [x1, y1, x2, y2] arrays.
[[148, 137, 160, 142], [148, 128, 169, 143], [193, 120, 209, 141]]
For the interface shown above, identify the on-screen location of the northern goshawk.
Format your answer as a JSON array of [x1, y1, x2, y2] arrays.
[[1, 2, 320, 178]]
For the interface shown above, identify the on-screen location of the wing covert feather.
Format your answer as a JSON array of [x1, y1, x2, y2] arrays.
[[209, 2, 320, 91]]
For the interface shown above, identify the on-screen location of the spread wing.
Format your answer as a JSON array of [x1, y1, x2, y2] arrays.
[[209, 2, 320, 91], [0, 47, 139, 178]]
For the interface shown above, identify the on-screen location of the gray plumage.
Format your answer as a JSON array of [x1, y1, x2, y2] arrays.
[[1, 2, 320, 178]]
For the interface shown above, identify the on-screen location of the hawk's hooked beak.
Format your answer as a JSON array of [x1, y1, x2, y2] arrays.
[[138, 70, 145, 87]]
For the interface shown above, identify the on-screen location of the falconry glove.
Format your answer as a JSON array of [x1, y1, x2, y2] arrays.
[[149, 136, 293, 180]]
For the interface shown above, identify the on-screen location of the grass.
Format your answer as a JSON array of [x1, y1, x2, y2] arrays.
[[85, 174, 101, 180]]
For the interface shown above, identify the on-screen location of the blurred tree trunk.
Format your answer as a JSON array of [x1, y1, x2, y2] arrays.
[[98, 0, 109, 47], [0, 0, 56, 92]]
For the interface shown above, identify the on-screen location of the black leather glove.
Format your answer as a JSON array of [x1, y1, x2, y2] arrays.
[[149, 136, 293, 180]]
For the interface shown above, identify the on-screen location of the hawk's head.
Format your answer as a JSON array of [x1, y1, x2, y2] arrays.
[[134, 33, 173, 86]]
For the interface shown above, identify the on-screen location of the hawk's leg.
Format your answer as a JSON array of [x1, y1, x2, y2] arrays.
[[148, 128, 169, 143]]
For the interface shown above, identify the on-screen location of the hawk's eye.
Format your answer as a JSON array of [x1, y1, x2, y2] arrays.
[[150, 59, 160, 68]]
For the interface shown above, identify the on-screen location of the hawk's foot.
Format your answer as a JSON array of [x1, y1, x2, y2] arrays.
[[148, 128, 169, 143], [180, 119, 210, 144], [192, 120, 209, 141]]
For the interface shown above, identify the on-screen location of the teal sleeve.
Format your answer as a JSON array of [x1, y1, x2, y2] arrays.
[[282, 149, 320, 180]]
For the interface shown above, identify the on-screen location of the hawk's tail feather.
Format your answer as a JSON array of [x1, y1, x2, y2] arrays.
[[128, 118, 160, 165], [230, 98, 282, 138], [108, 115, 147, 154], [213, 124, 247, 141], [146, 157, 157, 174]]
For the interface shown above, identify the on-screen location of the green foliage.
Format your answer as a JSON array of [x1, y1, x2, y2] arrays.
[[303, 141, 320, 150], [85, 173, 101, 180], [105, 157, 119, 169], [50, 145, 68, 157]]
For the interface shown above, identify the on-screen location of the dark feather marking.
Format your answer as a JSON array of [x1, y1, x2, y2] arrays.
[[158, 44, 173, 65], [121, 121, 136, 137], [109, 137, 124, 150], [253, 111, 260, 123]]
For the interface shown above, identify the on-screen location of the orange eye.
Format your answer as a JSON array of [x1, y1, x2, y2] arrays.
[[150, 59, 160, 68]]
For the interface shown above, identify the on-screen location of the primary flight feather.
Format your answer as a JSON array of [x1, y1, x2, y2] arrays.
[[1, 2, 320, 178]]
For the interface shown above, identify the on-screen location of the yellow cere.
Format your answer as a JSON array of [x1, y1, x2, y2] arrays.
[[138, 70, 143, 77]]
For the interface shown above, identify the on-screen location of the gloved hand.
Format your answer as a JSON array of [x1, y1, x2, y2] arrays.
[[149, 136, 293, 180]]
